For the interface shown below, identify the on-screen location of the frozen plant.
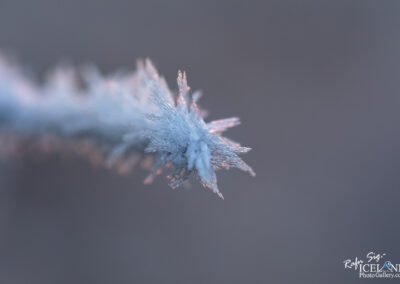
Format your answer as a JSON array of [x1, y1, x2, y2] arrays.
[[0, 55, 254, 198]]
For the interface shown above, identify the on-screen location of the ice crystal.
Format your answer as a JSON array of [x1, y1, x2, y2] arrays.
[[0, 55, 254, 198]]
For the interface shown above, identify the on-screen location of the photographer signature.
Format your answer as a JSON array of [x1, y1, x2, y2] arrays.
[[343, 252, 386, 270]]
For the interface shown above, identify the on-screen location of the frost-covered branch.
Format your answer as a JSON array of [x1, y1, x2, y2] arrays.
[[0, 55, 254, 198]]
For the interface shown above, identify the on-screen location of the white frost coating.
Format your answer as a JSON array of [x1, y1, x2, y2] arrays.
[[0, 55, 254, 198]]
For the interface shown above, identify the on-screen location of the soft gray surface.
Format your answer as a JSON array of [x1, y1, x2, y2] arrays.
[[1, 1, 400, 283]]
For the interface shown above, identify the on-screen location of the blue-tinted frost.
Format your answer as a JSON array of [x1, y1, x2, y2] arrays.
[[0, 56, 254, 198]]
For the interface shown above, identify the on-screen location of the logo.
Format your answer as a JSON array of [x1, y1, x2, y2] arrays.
[[343, 252, 400, 279]]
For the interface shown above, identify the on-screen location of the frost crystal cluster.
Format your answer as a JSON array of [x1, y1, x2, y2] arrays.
[[0, 55, 254, 198]]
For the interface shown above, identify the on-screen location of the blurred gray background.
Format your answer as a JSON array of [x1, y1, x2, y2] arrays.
[[0, 0, 400, 283]]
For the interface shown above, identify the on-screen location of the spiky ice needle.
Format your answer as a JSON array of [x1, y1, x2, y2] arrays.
[[0, 56, 255, 198]]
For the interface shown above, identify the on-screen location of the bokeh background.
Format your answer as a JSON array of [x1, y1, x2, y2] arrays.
[[1, 0, 400, 283]]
